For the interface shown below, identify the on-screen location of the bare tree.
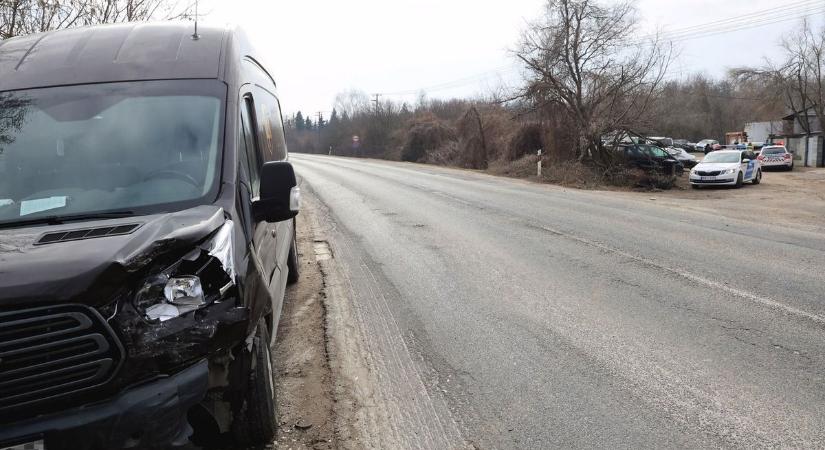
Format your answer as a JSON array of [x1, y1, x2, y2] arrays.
[[516, 0, 670, 164], [333, 89, 371, 119], [733, 19, 824, 164], [0, 0, 193, 40], [783, 20, 824, 142]]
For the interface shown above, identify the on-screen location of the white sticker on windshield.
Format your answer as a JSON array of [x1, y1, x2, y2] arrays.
[[0, 199, 13, 207], [19, 196, 67, 216]]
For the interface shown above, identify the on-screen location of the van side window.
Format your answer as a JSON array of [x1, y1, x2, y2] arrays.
[[252, 87, 288, 162], [240, 96, 261, 197]]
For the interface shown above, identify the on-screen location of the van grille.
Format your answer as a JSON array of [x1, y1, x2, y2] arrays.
[[696, 170, 721, 176], [0, 304, 123, 419]]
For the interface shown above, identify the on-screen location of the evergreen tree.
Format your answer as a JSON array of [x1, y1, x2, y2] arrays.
[[304, 116, 313, 130], [295, 111, 305, 131], [317, 113, 326, 129], [329, 109, 339, 126]]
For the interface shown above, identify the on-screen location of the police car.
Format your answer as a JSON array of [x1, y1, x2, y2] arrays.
[[689, 149, 762, 188], [758, 145, 794, 170]]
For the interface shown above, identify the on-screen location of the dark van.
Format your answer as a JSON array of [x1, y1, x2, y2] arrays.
[[0, 23, 300, 449]]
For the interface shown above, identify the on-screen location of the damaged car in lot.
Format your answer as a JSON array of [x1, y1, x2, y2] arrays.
[[663, 146, 698, 168], [0, 23, 300, 449], [616, 143, 685, 176]]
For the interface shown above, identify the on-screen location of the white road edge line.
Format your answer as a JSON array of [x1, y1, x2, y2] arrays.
[[537, 224, 825, 327]]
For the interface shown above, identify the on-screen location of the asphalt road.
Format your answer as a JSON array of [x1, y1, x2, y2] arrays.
[[291, 153, 825, 449]]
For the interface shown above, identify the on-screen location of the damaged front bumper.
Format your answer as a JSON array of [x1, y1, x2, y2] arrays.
[[0, 360, 208, 450]]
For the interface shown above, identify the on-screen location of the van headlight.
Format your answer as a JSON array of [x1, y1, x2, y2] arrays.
[[139, 275, 206, 322], [721, 168, 736, 175], [134, 221, 235, 322]]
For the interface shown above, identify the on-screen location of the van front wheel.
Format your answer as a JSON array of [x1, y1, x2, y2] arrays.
[[232, 320, 277, 446], [287, 219, 300, 284]]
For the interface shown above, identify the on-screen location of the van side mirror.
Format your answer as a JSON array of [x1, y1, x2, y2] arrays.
[[252, 161, 300, 222], [742, 158, 750, 164]]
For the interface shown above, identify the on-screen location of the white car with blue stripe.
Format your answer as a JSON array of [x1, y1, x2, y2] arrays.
[[689, 149, 762, 188]]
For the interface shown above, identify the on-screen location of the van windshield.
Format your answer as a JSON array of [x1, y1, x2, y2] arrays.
[[0, 80, 225, 224]]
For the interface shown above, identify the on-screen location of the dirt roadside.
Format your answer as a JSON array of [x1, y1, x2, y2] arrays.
[[273, 193, 392, 450], [638, 167, 825, 234], [272, 213, 336, 450]]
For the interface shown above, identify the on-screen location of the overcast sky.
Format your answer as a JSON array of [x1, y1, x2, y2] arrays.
[[201, 0, 825, 116]]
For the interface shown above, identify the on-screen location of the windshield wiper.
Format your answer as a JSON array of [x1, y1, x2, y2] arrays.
[[0, 211, 138, 229]]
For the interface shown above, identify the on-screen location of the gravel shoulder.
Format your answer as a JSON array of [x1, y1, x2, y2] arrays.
[[273, 213, 336, 449]]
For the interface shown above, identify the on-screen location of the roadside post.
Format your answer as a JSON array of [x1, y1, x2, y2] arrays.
[[537, 149, 543, 177]]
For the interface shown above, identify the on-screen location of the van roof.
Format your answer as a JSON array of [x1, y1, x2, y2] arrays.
[[0, 22, 231, 91]]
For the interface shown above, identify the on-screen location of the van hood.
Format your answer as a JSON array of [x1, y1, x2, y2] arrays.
[[0, 205, 226, 307]]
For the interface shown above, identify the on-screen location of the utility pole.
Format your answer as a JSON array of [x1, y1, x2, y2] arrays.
[[372, 93, 382, 115], [316, 111, 323, 151]]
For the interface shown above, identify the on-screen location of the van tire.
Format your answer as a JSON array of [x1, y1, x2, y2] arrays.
[[232, 320, 277, 447], [287, 220, 299, 284], [735, 172, 744, 188]]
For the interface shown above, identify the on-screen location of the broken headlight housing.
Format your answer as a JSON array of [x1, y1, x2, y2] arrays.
[[134, 221, 236, 322]]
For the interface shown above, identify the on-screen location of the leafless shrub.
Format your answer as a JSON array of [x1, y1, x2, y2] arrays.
[[401, 113, 457, 162], [422, 141, 460, 166], [507, 123, 544, 161], [455, 107, 488, 169]]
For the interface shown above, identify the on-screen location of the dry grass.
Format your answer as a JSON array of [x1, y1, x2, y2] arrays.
[[488, 155, 677, 190]]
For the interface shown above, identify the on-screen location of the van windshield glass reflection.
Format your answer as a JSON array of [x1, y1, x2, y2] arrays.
[[0, 80, 225, 224]]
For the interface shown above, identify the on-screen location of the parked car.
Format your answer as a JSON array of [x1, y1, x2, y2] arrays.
[[695, 139, 719, 153], [707, 143, 724, 154], [618, 144, 685, 175], [673, 139, 695, 152], [758, 145, 794, 171], [689, 149, 762, 188], [0, 22, 300, 449], [648, 136, 674, 148], [664, 146, 698, 168]]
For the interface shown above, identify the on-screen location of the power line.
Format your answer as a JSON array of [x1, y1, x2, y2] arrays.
[[375, 2, 825, 100], [666, 8, 825, 45], [639, 0, 821, 42], [632, 3, 825, 45], [380, 63, 519, 96]]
